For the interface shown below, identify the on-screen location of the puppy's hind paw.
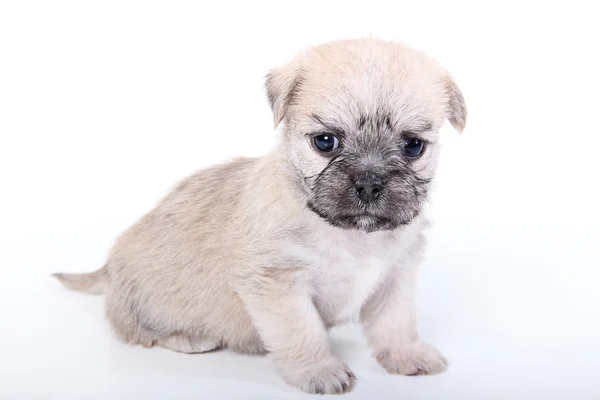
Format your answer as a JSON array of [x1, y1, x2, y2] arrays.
[[282, 357, 356, 394], [376, 341, 448, 376]]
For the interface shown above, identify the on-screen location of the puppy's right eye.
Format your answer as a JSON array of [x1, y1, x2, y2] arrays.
[[314, 134, 340, 152]]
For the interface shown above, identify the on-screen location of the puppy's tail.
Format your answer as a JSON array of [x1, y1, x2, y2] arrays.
[[52, 265, 109, 295]]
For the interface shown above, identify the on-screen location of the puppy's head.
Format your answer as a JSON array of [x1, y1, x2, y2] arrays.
[[266, 38, 467, 232]]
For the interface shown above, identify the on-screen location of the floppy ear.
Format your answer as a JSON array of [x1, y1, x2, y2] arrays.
[[444, 76, 467, 133], [265, 61, 304, 127]]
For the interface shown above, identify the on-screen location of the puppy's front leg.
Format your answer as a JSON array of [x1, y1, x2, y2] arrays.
[[360, 257, 448, 376], [237, 268, 356, 394]]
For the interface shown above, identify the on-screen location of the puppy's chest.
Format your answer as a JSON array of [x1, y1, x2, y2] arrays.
[[309, 232, 399, 323]]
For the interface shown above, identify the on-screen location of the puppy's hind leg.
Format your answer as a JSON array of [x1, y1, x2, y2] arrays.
[[106, 299, 219, 353], [104, 284, 163, 348], [157, 334, 222, 354]]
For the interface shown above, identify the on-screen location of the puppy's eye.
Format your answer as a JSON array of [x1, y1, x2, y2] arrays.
[[314, 134, 340, 152], [402, 138, 425, 159]]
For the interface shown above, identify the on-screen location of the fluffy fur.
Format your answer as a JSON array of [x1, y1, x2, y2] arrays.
[[54, 37, 466, 394]]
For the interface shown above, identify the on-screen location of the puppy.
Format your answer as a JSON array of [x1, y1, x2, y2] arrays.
[[54, 37, 466, 394]]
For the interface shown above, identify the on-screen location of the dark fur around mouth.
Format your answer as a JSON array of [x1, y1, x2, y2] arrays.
[[303, 154, 430, 233], [306, 201, 408, 232], [307, 200, 419, 232]]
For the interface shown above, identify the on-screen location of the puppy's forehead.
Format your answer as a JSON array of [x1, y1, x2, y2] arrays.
[[290, 40, 448, 136]]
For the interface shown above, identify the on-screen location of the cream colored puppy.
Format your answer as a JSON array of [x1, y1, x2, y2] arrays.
[[54, 38, 466, 394]]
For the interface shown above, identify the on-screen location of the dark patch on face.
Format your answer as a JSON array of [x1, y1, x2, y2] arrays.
[[303, 109, 436, 232], [304, 148, 431, 232], [302, 111, 435, 232]]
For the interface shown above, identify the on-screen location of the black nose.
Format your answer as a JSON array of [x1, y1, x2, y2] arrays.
[[354, 180, 383, 203]]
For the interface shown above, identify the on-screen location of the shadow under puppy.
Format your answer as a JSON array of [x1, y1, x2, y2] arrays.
[[54, 37, 467, 395]]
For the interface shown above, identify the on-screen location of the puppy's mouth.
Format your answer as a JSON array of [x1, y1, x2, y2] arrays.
[[307, 202, 411, 232], [338, 214, 395, 231]]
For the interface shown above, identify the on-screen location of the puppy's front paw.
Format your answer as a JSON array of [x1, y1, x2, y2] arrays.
[[376, 342, 448, 376], [282, 357, 356, 394]]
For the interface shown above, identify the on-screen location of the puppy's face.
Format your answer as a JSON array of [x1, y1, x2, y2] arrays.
[[266, 39, 467, 232]]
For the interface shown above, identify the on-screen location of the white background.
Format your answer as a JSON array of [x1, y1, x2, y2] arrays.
[[1, 1, 599, 398]]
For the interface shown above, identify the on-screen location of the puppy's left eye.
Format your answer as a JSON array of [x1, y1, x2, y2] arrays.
[[402, 138, 425, 159], [314, 134, 340, 152]]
